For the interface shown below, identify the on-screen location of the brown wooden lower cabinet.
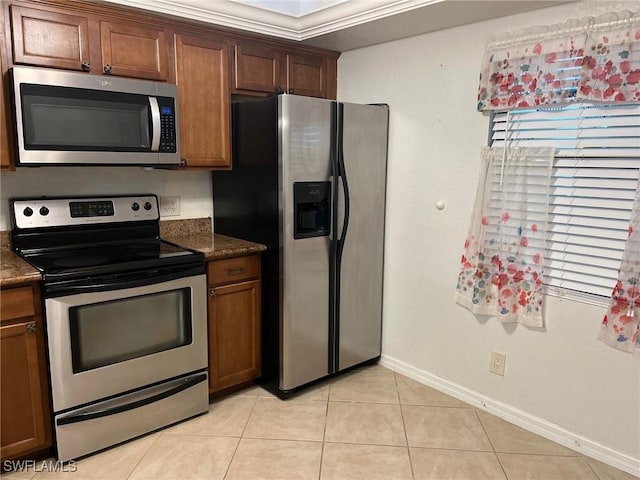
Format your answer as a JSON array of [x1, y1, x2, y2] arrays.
[[0, 284, 52, 460], [207, 255, 261, 393]]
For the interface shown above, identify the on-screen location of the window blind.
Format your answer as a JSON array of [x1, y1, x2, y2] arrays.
[[490, 103, 640, 298]]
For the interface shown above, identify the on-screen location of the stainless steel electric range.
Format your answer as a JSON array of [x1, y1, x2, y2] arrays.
[[10, 195, 209, 461]]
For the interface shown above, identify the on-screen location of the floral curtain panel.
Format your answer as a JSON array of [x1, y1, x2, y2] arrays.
[[455, 146, 554, 327], [599, 182, 640, 355], [477, 10, 640, 111]]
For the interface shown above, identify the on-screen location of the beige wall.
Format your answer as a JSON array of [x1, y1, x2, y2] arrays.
[[337, 0, 640, 468]]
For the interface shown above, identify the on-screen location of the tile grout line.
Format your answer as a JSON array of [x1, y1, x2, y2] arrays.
[[124, 432, 162, 480], [318, 390, 331, 480], [395, 372, 416, 480], [222, 392, 260, 480], [474, 408, 509, 480], [584, 457, 603, 480]]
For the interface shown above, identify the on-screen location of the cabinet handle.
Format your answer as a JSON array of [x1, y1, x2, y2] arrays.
[[209, 288, 217, 297], [226, 267, 246, 275], [103, 64, 113, 74], [289, 89, 294, 94], [81, 62, 91, 72], [26, 323, 37, 333]]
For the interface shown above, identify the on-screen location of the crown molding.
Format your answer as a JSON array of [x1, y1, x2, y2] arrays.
[[103, 0, 444, 40], [297, 0, 440, 38], [104, 0, 302, 38]]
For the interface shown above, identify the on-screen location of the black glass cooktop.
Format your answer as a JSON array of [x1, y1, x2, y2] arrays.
[[20, 240, 201, 278]]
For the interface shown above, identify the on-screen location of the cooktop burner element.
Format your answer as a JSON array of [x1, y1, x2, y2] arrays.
[[10, 195, 204, 282], [52, 255, 110, 268]]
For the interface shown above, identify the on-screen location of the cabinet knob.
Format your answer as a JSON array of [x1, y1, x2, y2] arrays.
[[289, 89, 294, 94], [81, 62, 91, 72], [103, 64, 113, 74], [180, 159, 187, 167], [26, 323, 37, 333], [209, 288, 217, 297]]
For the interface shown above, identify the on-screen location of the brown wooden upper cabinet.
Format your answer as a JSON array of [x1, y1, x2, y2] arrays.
[[0, 15, 11, 170], [9, 4, 90, 71], [99, 21, 167, 80], [174, 33, 231, 169], [285, 53, 327, 98], [1, 42, 9, 169], [9, 4, 169, 80], [234, 43, 281, 94]]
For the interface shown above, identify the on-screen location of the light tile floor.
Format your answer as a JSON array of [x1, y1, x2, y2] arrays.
[[2, 364, 638, 480]]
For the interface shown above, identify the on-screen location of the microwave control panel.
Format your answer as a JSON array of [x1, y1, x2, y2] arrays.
[[158, 98, 177, 153]]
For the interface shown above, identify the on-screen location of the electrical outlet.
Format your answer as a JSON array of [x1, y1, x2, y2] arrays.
[[159, 196, 180, 217], [490, 352, 506, 376]]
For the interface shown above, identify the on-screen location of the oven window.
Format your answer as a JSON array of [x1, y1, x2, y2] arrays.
[[69, 288, 192, 373]]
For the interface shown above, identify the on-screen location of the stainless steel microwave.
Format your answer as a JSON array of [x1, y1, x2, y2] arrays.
[[11, 66, 180, 166]]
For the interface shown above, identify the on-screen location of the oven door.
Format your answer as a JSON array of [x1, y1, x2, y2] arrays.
[[45, 272, 207, 412]]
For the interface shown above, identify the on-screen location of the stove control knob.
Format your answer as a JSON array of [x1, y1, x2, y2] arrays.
[[144, 202, 152, 211], [131, 202, 140, 211], [39, 206, 49, 216], [23, 207, 33, 217]]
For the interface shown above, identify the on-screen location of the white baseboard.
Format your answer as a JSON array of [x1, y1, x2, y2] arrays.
[[380, 354, 640, 477]]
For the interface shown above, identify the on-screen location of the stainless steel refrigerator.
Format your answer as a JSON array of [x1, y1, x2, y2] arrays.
[[213, 95, 389, 396]]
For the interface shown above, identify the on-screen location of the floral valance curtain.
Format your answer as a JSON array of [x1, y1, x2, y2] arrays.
[[599, 182, 640, 355], [477, 10, 640, 111], [455, 146, 554, 327]]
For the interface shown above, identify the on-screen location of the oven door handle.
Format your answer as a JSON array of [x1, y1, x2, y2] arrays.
[[44, 264, 205, 297], [56, 373, 207, 426]]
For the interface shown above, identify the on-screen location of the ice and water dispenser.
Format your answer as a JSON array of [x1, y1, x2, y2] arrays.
[[293, 182, 331, 239]]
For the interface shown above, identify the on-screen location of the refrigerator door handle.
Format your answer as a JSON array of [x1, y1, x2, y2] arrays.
[[329, 101, 339, 374], [335, 176, 347, 239], [336, 103, 350, 245]]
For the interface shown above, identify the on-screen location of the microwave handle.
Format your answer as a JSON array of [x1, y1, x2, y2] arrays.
[[149, 97, 161, 152]]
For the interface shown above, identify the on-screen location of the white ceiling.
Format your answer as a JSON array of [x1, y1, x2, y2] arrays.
[[105, 0, 573, 51], [230, 0, 348, 17]]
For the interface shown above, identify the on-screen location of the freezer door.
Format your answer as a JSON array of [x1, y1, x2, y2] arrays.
[[279, 95, 333, 391], [337, 103, 389, 371]]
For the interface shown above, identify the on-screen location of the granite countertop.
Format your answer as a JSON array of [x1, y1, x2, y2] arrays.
[[160, 218, 266, 260], [0, 249, 41, 287], [163, 232, 267, 260]]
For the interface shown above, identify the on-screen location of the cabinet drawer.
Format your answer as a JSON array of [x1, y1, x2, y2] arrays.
[[1, 286, 35, 322], [208, 255, 260, 286]]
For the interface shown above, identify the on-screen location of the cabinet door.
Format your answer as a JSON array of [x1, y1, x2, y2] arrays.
[[10, 5, 90, 71], [100, 21, 167, 80], [175, 34, 231, 169], [285, 53, 326, 98], [1, 33, 9, 169], [0, 321, 49, 458], [208, 280, 261, 393], [234, 43, 281, 93]]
